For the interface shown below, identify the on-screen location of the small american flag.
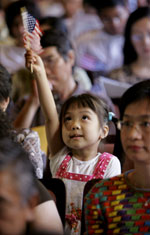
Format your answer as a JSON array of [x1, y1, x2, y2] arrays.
[[21, 7, 43, 54]]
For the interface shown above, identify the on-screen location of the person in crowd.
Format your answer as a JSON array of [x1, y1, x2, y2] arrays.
[[83, 79, 150, 234], [62, 0, 102, 48], [25, 47, 121, 234], [61, 0, 83, 23], [39, 17, 93, 92], [138, 0, 150, 6], [0, 63, 45, 178], [113, 80, 150, 170], [0, 0, 41, 75], [74, 0, 129, 81], [36, 0, 65, 17], [0, 137, 63, 235], [0, 63, 12, 113], [0, 64, 64, 233], [108, 7, 150, 85], [14, 29, 114, 129]]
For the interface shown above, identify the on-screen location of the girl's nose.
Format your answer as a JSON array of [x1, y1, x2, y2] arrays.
[[71, 121, 80, 130]]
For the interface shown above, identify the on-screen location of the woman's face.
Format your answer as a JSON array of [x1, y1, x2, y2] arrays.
[[121, 98, 150, 165], [131, 17, 150, 60]]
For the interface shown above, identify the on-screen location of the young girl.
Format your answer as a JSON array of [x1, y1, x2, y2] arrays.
[[25, 50, 121, 234]]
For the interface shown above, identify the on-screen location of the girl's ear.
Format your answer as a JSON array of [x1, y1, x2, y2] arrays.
[[101, 124, 109, 139]]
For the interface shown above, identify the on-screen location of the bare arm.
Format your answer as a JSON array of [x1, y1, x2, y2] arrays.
[[25, 51, 64, 156], [33, 201, 64, 234]]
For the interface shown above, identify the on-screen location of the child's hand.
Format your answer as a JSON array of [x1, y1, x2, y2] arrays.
[[25, 50, 46, 77]]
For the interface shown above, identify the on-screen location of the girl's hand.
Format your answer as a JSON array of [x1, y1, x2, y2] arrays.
[[25, 50, 46, 77]]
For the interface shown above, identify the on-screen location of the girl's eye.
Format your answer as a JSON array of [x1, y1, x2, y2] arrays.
[[64, 116, 71, 122], [82, 115, 89, 120]]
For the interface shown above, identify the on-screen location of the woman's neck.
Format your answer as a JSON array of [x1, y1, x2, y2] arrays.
[[136, 57, 150, 66], [131, 58, 150, 78], [128, 164, 150, 189]]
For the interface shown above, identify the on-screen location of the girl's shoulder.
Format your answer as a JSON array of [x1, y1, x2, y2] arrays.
[[102, 153, 121, 178]]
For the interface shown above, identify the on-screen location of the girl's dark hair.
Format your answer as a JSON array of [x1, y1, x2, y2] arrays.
[[113, 79, 150, 166], [124, 7, 150, 65], [59, 93, 109, 130]]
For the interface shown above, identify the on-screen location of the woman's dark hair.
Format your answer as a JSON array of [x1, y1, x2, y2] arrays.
[[124, 7, 150, 65], [113, 79, 150, 167], [5, 0, 41, 37], [59, 93, 109, 137]]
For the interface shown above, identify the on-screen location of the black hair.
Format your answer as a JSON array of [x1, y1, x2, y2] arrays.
[[0, 109, 14, 139], [5, 0, 41, 37], [83, 0, 100, 9], [40, 29, 73, 61], [124, 7, 150, 65], [113, 79, 150, 166], [0, 137, 38, 204], [39, 16, 68, 35], [60, 93, 109, 132], [0, 64, 12, 102], [96, 0, 127, 13]]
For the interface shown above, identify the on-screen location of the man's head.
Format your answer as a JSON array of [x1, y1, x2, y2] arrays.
[[96, 0, 129, 35], [0, 64, 12, 111], [40, 29, 75, 91], [0, 137, 39, 235]]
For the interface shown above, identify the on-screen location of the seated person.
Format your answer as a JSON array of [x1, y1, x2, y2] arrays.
[[75, 0, 129, 80], [0, 64, 63, 233], [83, 80, 150, 234], [0, 137, 63, 235], [0, 0, 41, 74], [108, 7, 150, 85]]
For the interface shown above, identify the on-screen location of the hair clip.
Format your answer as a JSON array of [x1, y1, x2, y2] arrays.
[[108, 112, 115, 121]]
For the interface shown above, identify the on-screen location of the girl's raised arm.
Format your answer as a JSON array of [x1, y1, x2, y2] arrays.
[[25, 50, 64, 156]]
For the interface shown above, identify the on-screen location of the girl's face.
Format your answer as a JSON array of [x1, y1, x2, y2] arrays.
[[62, 103, 109, 152], [131, 17, 150, 60], [121, 98, 150, 165]]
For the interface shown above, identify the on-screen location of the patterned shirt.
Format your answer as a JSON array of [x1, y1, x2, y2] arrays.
[[84, 171, 150, 235]]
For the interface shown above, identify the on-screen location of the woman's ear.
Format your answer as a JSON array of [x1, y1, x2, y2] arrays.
[[67, 49, 75, 66], [101, 124, 109, 139]]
